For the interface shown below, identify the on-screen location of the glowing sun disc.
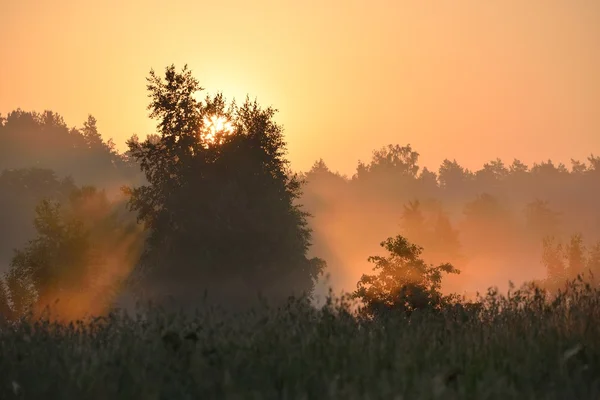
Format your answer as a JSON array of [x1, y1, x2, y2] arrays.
[[202, 115, 234, 145]]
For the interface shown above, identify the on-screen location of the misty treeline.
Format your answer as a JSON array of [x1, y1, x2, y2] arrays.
[[302, 146, 600, 298], [0, 64, 599, 322]]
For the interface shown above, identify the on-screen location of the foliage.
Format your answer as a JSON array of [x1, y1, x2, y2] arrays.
[[302, 146, 600, 299], [3, 187, 142, 321], [541, 233, 600, 293], [398, 199, 462, 266], [355, 144, 420, 180], [525, 199, 562, 238], [0, 109, 140, 188], [123, 65, 325, 309], [0, 279, 13, 321], [0, 168, 77, 269], [6, 199, 91, 317], [352, 235, 460, 319]]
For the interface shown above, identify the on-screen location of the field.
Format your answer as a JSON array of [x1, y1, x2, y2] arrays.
[[1, 283, 599, 400]]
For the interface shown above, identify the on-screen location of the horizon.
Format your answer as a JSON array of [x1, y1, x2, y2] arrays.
[[0, 106, 596, 178], [2, 0, 599, 176]]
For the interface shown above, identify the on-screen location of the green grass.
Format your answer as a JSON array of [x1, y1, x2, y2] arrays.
[[1, 283, 599, 399]]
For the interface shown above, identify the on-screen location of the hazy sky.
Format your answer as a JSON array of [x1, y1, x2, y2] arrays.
[[2, 0, 599, 175]]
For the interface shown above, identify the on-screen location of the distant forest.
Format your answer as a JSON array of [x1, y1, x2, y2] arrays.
[[1, 65, 599, 321]]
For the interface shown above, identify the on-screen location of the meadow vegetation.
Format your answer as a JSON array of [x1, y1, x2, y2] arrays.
[[1, 279, 599, 399]]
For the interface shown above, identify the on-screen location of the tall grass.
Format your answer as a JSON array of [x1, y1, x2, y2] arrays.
[[1, 279, 599, 399]]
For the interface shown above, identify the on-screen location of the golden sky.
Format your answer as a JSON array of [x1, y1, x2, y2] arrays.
[[2, 0, 599, 175]]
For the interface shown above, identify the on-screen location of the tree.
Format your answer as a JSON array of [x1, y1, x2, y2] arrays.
[[303, 159, 348, 194], [352, 235, 459, 319], [355, 144, 420, 179], [81, 115, 103, 148], [0, 109, 142, 189], [416, 167, 439, 198], [6, 199, 93, 319], [542, 236, 566, 293], [398, 200, 462, 267], [438, 159, 473, 191], [588, 154, 600, 172], [5, 187, 142, 321], [475, 158, 508, 185], [431, 210, 462, 264], [570, 159, 588, 175], [508, 159, 529, 175], [351, 144, 421, 203], [461, 193, 514, 254], [302, 159, 348, 214], [0, 279, 13, 321], [565, 234, 586, 280], [0, 168, 77, 274], [5, 267, 36, 319], [399, 200, 427, 244], [124, 64, 325, 309], [524, 199, 561, 239], [586, 242, 600, 285]]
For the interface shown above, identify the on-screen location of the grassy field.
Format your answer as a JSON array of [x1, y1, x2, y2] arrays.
[[1, 283, 599, 400]]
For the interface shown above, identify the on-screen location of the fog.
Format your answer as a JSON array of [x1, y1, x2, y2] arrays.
[[303, 150, 600, 303], [1, 109, 599, 318]]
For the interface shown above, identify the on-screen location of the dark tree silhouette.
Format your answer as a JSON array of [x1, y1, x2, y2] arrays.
[[438, 159, 474, 193], [474, 158, 508, 189], [0, 109, 141, 189], [355, 144, 420, 180], [124, 64, 325, 309], [353, 144, 421, 202]]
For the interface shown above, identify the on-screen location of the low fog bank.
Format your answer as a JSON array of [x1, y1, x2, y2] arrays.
[[1, 107, 599, 318], [302, 148, 600, 301]]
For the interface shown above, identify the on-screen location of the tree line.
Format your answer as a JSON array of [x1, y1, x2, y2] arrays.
[[302, 146, 600, 298], [0, 64, 599, 321]]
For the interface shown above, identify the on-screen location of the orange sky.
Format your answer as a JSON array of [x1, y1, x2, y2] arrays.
[[2, 0, 599, 175]]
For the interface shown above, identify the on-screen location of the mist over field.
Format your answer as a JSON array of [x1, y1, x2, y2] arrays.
[[304, 150, 600, 302], [2, 2, 600, 397], [1, 106, 599, 317]]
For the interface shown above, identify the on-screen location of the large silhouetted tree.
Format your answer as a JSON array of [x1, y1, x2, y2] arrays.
[[124, 64, 325, 308]]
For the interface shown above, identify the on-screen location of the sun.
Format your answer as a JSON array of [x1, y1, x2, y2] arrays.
[[201, 114, 234, 146]]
